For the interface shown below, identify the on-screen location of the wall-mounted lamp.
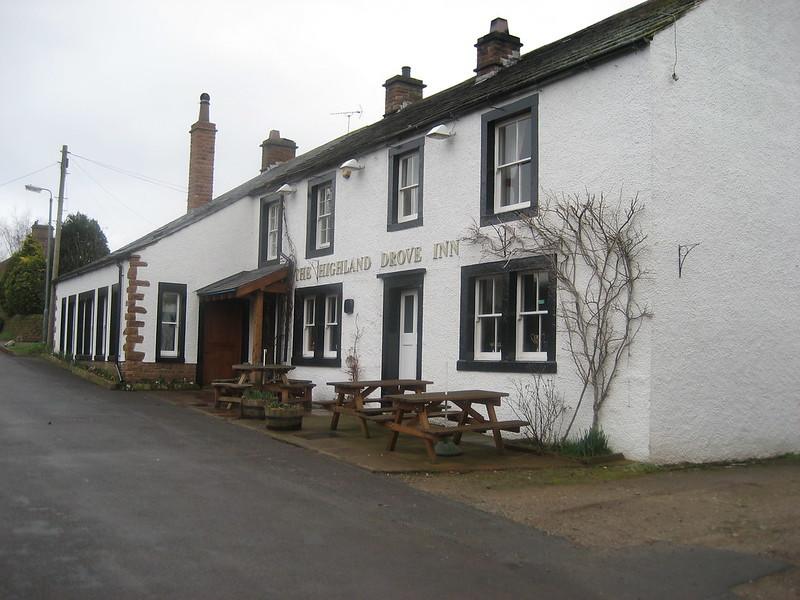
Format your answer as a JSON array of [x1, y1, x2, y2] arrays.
[[277, 183, 296, 195], [339, 158, 364, 179], [426, 123, 455, 140]]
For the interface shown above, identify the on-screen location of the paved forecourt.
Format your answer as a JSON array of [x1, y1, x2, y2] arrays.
[[0, 353, 785, 599]]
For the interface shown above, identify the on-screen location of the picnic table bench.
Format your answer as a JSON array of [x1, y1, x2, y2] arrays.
[[325, 379, 433, 438], [211, 380, 254, 409], [383, 390, 529, 462]]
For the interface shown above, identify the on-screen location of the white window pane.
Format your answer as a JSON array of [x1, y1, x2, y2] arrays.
[[498, 164, 520, 207], [521, 273, 536, 312], [161, 323, 176, 351], [304, 298, 315, 325], [521, 315, 541, 353], [162, 293, 178, 323], [519, 161, 531, 204], [498, 123, 517, 166], [518, 117, 532, 159], [478, 279, 494, 314], [479, 318, 500, 353]]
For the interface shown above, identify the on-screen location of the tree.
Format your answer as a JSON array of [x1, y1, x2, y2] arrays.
[[59, 212, 110, 274], [0, 210, 33, 261], [1, 234, 46, 316], [463, 190, 650, 440]]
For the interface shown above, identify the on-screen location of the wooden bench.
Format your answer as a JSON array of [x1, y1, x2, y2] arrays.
[[421, 419, 528, 436], [261, 380, 316, 412], [211, 381, 253, 409]]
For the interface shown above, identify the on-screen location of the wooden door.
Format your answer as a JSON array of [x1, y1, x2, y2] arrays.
[[201, 300, 245, 384]]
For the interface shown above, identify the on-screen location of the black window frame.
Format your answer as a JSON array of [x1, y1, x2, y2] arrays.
[[457, 255, 557, 373], [387, 137, 424, 231], [292, 282, 342, 367], [109, 283, 120, 361], [305, 173, 336, 259], [66, 295, 76, 357], [258, 194, 283, 266], [155, 282, 187, 363], [59, 297, 67, 354], [94, 286, 108, 360], [76, 290, 94, 360], [480, 95, 539, 227]]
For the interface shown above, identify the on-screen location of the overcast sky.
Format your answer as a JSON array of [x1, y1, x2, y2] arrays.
[[0, 0, 641, 256]]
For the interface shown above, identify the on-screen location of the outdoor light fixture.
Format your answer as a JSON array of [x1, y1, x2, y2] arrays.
[[425, 123, 456, 140], [339, 158, 364, 179], [277, 183, 296, 195]]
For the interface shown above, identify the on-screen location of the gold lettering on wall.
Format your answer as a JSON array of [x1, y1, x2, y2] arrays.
[[432, 240, 459, 260]]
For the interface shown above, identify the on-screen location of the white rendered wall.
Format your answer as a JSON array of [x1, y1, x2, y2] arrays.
[[287, 50, 656, 461], [54, 263, 120, 359], [135, 198, 259, 364], [645, 0, 800, 462]]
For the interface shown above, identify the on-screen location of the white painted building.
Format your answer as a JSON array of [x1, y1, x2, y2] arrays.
[[54, 0, 800, 463]]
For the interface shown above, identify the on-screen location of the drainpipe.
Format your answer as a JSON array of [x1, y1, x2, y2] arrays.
[[115, 261, 125, 385]]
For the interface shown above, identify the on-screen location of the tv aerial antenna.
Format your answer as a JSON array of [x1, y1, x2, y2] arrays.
[[330, 105, 362, 133]]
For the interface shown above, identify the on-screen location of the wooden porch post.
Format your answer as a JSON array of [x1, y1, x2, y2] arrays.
[[251, 290, 264, 364]]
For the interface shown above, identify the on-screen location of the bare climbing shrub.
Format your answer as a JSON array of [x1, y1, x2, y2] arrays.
[[344, 316, 364, 381], [510, 378, 570, 451]]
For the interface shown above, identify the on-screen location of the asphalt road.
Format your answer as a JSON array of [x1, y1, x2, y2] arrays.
[[0, 353, 785, 599]]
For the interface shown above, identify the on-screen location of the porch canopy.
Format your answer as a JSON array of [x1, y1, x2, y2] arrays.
[[196, 264, 289, 302]]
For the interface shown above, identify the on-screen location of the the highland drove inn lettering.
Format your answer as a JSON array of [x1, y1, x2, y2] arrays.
[[296, 240, 460, 281]]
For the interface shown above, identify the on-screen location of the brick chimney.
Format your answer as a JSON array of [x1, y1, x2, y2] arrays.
[[475, 18, 522, 79], [187, 93, 217, 212], [260, 130, 297, 172], [383, 66, 426, 116], [30, 221, 52, 253]]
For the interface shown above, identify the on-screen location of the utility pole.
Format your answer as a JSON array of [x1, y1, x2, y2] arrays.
[[46, 145, 68, 350]]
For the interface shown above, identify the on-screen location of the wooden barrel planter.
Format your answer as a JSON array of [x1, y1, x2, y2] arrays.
[[265, 405, 304, 431], [241, 397, 266, 420]]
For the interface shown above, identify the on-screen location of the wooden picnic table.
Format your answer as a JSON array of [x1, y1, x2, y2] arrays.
[[232, 363, 295, 386], [382, 390, 528, 462], [326, 379, 433, 438]]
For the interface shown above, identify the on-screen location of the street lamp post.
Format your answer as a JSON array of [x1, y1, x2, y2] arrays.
[[24, 184, 53, 344]]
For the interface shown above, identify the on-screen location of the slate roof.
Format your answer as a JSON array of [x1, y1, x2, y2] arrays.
[[195, 263, 288, 297], [58, 0, 703, 283]]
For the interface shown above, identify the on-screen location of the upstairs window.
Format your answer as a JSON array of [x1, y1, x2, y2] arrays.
[[306, 175, 336, 258], [316, 184, 333, 249], [387, 138, 424, 231], [293, 283, 342, 367], [156, 283, 187, 362], [480, 95, 538, 226], [494, 114, 532, 213], [259, 197, 282, 265]]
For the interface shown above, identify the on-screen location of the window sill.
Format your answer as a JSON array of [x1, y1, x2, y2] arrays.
[[456, 359, 556, 374], [388, 216, 423, 232], [306, 245, 334, 259], [480, 205, 537, 227], [156, 355, 185, 364], [292, 356, 341, 368]]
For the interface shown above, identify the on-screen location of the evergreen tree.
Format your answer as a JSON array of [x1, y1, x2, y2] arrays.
[[1, 235, 46, 316], [59, 212, 110, 274]]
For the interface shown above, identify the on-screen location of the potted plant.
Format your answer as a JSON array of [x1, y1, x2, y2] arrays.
[[241, 389, 275, 420], [264, 399, 304, 431]]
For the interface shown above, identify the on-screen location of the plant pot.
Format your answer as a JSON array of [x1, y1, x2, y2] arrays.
[[265, 406, 304, 431], [241, 398, 266, 420]]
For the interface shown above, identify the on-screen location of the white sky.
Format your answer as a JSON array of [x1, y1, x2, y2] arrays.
[[0, 0, 641, 254]]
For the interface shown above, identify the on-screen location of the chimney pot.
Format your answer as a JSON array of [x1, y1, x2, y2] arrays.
[[475, 18, 522, 79], [260, 130, 297, 172], [187, 93, 217, 212], [383, 66, 426, 117]]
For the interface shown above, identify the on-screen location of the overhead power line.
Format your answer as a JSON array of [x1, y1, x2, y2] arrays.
[[72, 159, 158, 227], [69, 152, 187, 193], [0, 163, 59, 188]]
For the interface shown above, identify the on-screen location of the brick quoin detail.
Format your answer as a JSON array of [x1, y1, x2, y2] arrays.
[[124, 255, 149, 362]]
